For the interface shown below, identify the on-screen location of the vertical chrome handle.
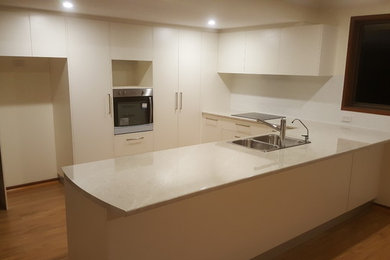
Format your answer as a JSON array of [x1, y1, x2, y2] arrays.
[[149, 96, 153, 123], [180, 92, 183, 110], [108, 93, 112, 116], [175, 92, 178, 110]]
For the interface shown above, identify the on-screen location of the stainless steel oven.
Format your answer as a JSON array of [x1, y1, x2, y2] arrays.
[[113, 88, 153, 135]]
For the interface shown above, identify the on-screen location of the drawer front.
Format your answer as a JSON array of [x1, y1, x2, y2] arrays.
[[114, 131, 154, 157], [202, 117, 222, 143]]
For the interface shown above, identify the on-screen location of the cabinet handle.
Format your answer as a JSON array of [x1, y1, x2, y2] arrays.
[[175, 92, 178, 110], [108, 94, 112, 116], [205, 118, 218, 121], [149, 96, 153, 123], [234, 136, 241, 138], [180, 92, 183, 110], [236, 123, 250, 128], [126, 137, 144, 141]]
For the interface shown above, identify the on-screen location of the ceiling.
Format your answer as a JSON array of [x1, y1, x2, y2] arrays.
[[0, 0, 387, 29]]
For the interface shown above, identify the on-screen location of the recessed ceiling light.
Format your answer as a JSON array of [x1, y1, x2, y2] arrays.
[[62, 1, 74, 9], [208, 19, 216, 26]]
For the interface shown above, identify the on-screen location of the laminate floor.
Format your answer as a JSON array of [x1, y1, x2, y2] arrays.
[[0, 181, 390, 260], [0, 181, 67, 260]]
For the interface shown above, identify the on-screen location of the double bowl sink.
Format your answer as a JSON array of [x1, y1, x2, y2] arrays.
[[231, 134, 310, 152]]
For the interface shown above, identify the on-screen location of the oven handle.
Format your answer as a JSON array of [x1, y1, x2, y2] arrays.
[[149, 96, 153, 123]]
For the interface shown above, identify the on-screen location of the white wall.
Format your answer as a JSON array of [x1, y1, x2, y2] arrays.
[[229, 2, 390, 131], [0, 57, 58, 186], [50, 59, 74, 176]]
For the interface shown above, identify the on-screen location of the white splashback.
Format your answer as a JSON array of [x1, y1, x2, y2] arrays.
[[230, 74, 390, 132]]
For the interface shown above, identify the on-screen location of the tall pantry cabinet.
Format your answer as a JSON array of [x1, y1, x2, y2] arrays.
[[153, 28, 202, 150], [67, 18, 114, 163]]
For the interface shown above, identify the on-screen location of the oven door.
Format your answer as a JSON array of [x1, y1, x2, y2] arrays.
[[114, 96, 153, 135]]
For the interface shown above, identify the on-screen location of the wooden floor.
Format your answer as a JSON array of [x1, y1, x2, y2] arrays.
[[0, 181, 68, 260], [1, 181, 390, 260]]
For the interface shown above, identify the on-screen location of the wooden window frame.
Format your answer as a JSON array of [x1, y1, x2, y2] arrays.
[[341, 13, 390, 116]]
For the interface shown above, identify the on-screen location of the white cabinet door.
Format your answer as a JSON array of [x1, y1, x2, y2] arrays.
[[201, 117, 222, 143], [0, 10, 31, 56], [30, 14, 67, 57], [278, 25, 323, 76], [153, 27, 179, 151], [178, 30, 201, 147], [245, 29, 280, 74], [67, 18, 114, 164], [217, 31, 245, 73], [109, 23, 153, 60], [348, 144, 384, 210], [114, 131, 154, 157]]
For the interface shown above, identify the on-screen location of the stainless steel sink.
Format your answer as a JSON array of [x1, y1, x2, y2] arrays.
[[231, 134, 310, 152]]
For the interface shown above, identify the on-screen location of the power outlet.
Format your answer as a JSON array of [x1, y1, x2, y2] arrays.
[[342, 115, 352, 123]]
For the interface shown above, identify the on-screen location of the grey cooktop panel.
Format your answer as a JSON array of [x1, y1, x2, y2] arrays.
[[232, 112, 285, 121]]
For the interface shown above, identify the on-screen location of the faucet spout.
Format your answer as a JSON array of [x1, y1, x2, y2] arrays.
[[256, 117, 287, 147], [292, 118, 310, 143]]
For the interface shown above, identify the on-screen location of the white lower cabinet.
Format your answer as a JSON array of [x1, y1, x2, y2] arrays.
[[348, 144, 384, 210], [202, 114, 272, 142], [114, 132, 154, 157]]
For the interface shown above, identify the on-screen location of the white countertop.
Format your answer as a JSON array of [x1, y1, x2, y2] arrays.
[[63, 114, 390, 215]]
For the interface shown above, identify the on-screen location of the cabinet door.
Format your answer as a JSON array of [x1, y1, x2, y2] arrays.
[[348, 144, 384, 210], [278, 25, 323, 76], [178, 30, 201, 147], [201, 117, 222, 143], [245, 29, 280, 74], [114, 131, 154, 157], [67, 18, 114, 163], [30, 14, 67, 57], [0, 10, 31, 56], [109, 23, 153, 60], [217, 31, 245, 73], [153, 27, 179, 150]]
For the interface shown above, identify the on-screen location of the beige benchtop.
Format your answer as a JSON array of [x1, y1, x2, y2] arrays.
[[62, 119, 390, 216]]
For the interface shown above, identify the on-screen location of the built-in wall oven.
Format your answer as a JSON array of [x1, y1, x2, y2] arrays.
[[113, 88, 153, 135]]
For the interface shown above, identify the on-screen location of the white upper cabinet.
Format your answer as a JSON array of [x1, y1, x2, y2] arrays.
[[109, 23, 153, 60], [245, 29, 280, 75], [278, 24, 334, 76], [0, 10, 31, 56], [30, 14, 67, 57], [218, 24, 335, 76], [217, 31, 245, 73]]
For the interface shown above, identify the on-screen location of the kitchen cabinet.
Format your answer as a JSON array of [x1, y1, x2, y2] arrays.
[[177, 30, 202, 147], [201, 114, 272, 143], [153, 28, 201, 150], [202, 116, 222, 143], [67, 18, 114, 164], [217, 31, 245, 73], [0, 10, 31, 56], [30, 14, 67, 57], [278, 24, 334, 76], [348, 144, 384, 210], [245, 29, 280, 74], [109, 23, 153, 60], [114, 131, 154, 157], [218, 24, 335, 76]]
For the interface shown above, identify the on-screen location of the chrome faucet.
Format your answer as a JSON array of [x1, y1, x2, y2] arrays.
[[292, 119, 309, 143], [256, 117, 287, 147]]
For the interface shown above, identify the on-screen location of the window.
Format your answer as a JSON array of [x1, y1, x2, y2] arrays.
[[342, 14, 390, 116]]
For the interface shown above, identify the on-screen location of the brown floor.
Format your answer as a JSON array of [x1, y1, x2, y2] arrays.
[[0, 181, 390, 260], [0, 181, 68, 260]]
